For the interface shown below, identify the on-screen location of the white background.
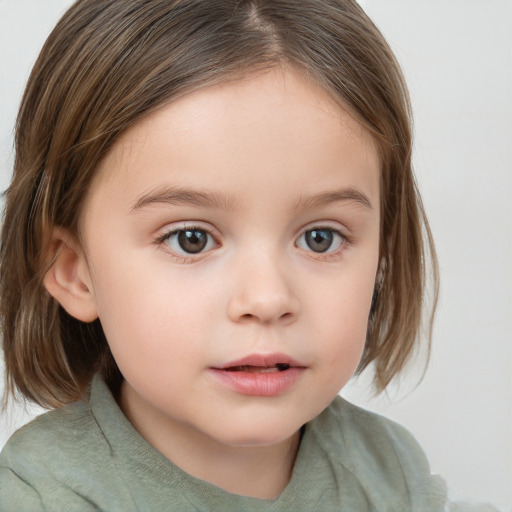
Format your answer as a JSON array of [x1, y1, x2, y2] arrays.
[[1, 1, 511, 510]]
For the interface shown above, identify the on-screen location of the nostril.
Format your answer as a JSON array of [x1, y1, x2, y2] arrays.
[[239, 312, 294, 323], [280, 312, 293, 322]]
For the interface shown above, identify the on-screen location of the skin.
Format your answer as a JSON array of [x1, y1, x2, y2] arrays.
[[48, 67, 381, 499]]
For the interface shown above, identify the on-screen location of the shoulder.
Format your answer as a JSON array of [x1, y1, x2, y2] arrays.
[[1, 399, 103, 470], [0, 401, 102, 510], [310, 396, 448, 511], [329, 395, 431, 469], [0, 382, 133, 511]]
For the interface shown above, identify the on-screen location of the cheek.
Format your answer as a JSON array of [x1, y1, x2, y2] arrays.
[[89, 260, 218, 369], [306, 266, 376, 376]]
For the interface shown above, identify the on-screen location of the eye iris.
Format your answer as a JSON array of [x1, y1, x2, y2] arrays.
[[178, 230, 208, 253], [306, 229, 333, 253]]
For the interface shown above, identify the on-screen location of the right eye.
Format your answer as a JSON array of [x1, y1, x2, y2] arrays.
[[160, 228, 218, 255]]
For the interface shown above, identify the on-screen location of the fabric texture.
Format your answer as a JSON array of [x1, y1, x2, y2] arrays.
[[0, 375, 449, 511]]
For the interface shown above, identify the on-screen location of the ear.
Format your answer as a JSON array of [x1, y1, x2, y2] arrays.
[[43, 227, 99, 322]]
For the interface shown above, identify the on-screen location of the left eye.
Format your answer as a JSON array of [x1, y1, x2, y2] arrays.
[[163, 228, 217, 255], [296, 228, 344, 254]]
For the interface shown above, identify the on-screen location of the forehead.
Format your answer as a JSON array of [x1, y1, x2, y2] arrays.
[[88, 66, 379, 212]]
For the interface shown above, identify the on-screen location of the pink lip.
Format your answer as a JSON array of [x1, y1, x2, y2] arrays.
[[210, 353, 307, 397]]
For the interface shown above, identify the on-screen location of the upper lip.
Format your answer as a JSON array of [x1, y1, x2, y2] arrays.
[[213, 353, 306, 370]]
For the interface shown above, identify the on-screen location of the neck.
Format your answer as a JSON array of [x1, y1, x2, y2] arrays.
[[174, 429, 301, 499], [119, 381, 301, 499]]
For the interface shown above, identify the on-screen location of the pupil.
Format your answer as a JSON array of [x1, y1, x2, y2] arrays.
[[306, 229, 333, 253], [178, 230, 207, 253]]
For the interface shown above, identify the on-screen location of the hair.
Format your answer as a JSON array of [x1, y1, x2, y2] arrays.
[[1, 0, 438, 409]]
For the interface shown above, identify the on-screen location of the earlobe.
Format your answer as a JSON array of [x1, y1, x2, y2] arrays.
[[43, 228, 99, 322]]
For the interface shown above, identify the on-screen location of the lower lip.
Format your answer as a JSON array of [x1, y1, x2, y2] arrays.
[[209, 368, 305, 396]]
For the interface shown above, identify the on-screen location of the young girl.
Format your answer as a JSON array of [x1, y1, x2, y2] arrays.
[[0, 0, 454, 510]]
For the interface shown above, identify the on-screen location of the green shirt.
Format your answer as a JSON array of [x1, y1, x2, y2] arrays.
[[0, 375, 447, 511]]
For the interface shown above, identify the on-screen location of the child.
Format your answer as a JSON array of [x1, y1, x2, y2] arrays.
[[0, 0, 453, 510]]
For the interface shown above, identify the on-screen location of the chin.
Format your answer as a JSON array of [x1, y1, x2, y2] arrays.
[[207, 417, 304, 449]]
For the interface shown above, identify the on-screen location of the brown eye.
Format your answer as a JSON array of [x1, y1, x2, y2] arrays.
[[177, 230, 208, 253], [297, 228, 344, 254], [163, 228, 217, 255]]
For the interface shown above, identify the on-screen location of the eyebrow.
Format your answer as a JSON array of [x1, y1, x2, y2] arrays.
[[294, 188, 373, 210], [130, 186, 237, 213], [130, 185, 373, 213]]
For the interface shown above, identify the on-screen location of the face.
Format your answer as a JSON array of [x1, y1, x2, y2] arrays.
[[78, 68, 380, 454]]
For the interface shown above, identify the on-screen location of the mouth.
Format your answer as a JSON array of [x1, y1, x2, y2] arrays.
[[210, 354, 306, 396], [214, 353, 305, 373], [224, 363, 291, 373]]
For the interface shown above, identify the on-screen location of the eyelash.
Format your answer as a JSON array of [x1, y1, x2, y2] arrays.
[[154, 224, 351, 262]]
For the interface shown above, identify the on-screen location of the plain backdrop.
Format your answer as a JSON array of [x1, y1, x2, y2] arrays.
[[0, 1, 511, 510]]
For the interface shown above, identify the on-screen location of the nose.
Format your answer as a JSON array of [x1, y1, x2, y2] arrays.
[[226, 250, 300, 325]]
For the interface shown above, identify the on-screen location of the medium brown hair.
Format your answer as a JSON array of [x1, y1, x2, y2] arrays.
[[1, 0, 438, 408]]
